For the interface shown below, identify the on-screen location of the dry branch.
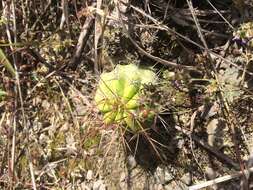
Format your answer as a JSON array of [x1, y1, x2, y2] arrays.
[[69, 16, 95, 69], [189, 167, 253, 190]]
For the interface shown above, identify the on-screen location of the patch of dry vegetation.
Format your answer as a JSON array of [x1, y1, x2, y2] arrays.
[[0, 0, 253, 189]]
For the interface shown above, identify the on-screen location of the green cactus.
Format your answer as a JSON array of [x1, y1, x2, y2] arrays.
[[95, 64, 156, 132]]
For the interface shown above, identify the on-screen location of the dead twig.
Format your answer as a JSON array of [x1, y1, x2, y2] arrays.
[[184, 2, 247, 186], [189, 166, 253, 190], [60, 0, 70, 31], [174, 125, 239, 170], [94, 0, 103, 74], [68, 12, 95, 69], [3, 0, 37, 189], [117, 4, 196, 71]]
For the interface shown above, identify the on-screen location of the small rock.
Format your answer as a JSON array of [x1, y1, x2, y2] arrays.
[[164, 171, 173, 182], [93, 180, 106, 190], [154, 167, 165, 184], [86, 170, 93, 181], [156, 184, 164, 190], [207, 118, 226, 148], [205, 167, 216, 179], [80, 182, 91, 190], [127, 155, 136, 169], [177, 139, 184, 149], [41, 100, 50, 109], [205, 167, 218, 189], [181, 173, 192, 185]]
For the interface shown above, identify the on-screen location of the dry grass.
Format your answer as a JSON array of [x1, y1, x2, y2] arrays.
[[0, 0, 253, 189]]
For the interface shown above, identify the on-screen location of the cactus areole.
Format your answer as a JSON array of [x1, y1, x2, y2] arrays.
[[95, 64, 156, 132]]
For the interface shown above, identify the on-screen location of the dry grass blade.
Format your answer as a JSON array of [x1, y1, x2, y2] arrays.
[[117, 4, 196, 71], [1, 0, 253, 189], [69, 5, 95, 69], [189, 167, 253, 190], [0, 48, 16, 78]]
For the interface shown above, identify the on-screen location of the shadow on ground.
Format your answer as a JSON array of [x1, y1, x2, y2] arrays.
[[124, 110, 179, 173]]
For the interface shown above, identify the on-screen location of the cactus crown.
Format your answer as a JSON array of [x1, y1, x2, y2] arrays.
[[95, 64, 156, 132]]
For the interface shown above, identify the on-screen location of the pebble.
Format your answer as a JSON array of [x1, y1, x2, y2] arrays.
[[164, 171, 173, 182], [205, 167, 217, 180], [93, 180, 106, 190], [86, 170, 93, 181], [80, 182, 91, 190], [127, 155, 137, 169], [181, 172, 192, 185]]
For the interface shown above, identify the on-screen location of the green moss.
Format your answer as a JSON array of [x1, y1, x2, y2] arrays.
[[83, 134, 101, 150], [20, 155, 28, 172], [49, 132, 66, 159]]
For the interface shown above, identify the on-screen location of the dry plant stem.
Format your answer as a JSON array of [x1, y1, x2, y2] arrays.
[[54, 79, 80, 128], [11, 117, 16, 184], [3, 1, 37, 189], [0, 115, 7, 176], [190, 110, 206, 179], [3, 1, 17, 187], [94, 0, 103, 74], [21, 0, 28, 34], [36, 159, 67, 181], [186, 0, 246, 185], [30, 0, 52, 31], [60, 0, 70, 31], [116, 4, 195, 71], [95, 126, 119, 177], [26, 71, 56, 99], [206, 0, 234, 29], [69, 15, 95, 69], [223, 104, 248, 187], [175, 125, 239, 170], [168, 12, 228, 38], [189, 166, 253, 190], [187, 0, 217, 180], [129, 6, 253, 76], [186, 0, 209, 55]]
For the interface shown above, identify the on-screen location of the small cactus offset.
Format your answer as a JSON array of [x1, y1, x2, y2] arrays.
[[95, 64, 156, 132]]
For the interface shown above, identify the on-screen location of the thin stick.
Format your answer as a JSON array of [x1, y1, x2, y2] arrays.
[[189, 167, 253, 190], [206, 0, 234, 29], [6, 1, 38, 189], [94, 0, 103, 74], [175, 125, 239, 170], [60, 0, 69, 31], [117, 4, 195, 71], [54, 79, 80, 128], [69, 15, 95, 69], [129, 5, 253, 76]]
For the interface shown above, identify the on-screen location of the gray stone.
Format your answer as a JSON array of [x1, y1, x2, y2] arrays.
[[86, 170, 93, 181], [164, 171, 174, 182], [93, 180, 106, 190], [181, 172, 192, 185]]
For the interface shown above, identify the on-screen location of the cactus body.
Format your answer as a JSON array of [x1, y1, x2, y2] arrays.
[[95, 64, 156, 131]]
